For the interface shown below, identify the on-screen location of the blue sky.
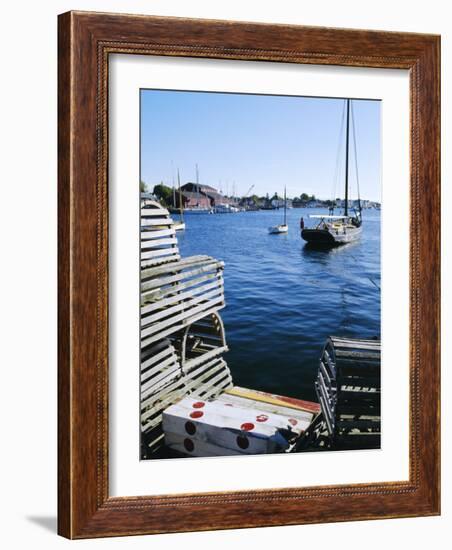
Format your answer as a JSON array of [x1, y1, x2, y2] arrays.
[[141, 90, 381, 201]]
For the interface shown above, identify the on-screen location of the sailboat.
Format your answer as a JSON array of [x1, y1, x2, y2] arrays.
[[268, 187, 289, 234], [301, 99, 362, 246], [174, 169, 186, 231]]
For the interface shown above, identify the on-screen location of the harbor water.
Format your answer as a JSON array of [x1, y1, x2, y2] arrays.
[[177, 208, 381, 403]]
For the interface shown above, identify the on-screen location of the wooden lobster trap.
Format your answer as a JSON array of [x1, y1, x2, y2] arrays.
[[314, 336, 381, 450]]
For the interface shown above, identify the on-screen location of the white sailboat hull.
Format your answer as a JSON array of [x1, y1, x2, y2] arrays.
[[268, 224, 288, 234]]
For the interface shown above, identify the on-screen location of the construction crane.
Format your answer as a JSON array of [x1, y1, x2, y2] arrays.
[[242, 184, 256, 210]]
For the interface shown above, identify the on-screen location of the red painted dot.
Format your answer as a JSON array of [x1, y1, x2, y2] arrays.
[[288, 418, 298, 426], [256, 414, 269, 422], [192, 401, 205, 409], [190, 410, 204, 419], [241, 422, 255, 431], [183, 438, 194, 452]]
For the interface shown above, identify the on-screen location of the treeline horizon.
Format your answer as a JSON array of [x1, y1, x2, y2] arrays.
[[141, 181, 379, 206]]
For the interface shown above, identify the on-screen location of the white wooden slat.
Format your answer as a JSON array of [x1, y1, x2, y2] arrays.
[[141, 345, 176, 371], [140, 200, 166, 210], [141, 218, 175, 227], [142, 255, 222, 280], [181, 374, 230, 407], [195, 376, 233, 401], [140, 304, 225, 348], [141, 295, 224, 337], [141, 262, 223, 293], [141, 288, 224, 329], [184, 354, 225, 376], [140, 207, 169, 217], [141, 254, 181, 269], [141, 364, 182, 400], [184, 358, 229, 387], [141, 237, 179, 250], [185, 369, 228, 394], [191, 371, 233, 399], [141, 272, 221, 304], [141, 228, 176, 240], [141, 362, 181, 397], [141, 383, 187, 419], [141, 385, 186, 422], [141, 337, 171, 356], [331, 338, 380, 351], [141, 354, 179, 383], [142, 416, 164, 434], [183, 345, 228, 371], [141, 255, 214, 278], [141, 279, 224, 315], [146, 432, 165, 451], [141, 246, 179, 258]]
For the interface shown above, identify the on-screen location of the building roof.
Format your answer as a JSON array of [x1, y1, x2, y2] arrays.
[[182, 182, 218, 193], [181, 191, 209, 200], [203, 191, 224, 200]]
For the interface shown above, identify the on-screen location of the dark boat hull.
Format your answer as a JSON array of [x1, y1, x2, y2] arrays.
[[301, 226, 362, 245]]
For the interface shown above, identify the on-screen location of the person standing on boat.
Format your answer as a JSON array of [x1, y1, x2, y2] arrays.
[[300, 217, 305, 230]]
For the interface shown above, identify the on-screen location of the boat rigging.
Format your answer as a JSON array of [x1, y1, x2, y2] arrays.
[[301, 99, 362, 246]]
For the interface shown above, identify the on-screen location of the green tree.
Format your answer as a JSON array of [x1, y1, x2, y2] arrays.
[[140, 180, 148, 193], [153, 183, 173, 206], [300, 193, 309, 201]]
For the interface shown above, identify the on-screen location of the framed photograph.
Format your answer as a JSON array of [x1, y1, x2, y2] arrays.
[[58, 11, 440, 538]]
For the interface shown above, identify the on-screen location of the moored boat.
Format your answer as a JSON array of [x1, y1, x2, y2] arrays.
[[268, 187, 289, 234], [301, 98, 362, 246], [302, 213, 361, 245], [268, 224, 288, 234]]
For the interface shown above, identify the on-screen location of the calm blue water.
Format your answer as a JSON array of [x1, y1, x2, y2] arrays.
[[177, 208, 380, 403]]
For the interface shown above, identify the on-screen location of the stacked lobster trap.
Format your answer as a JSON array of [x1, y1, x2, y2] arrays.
[[140, 196, 233, 457]]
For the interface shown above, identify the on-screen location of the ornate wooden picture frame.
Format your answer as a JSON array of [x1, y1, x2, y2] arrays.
[[58, 11, 440, 538]]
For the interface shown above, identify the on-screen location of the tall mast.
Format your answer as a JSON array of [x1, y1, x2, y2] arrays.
[[178, 169, 184, 222], [284, 187, 287, 225], [344, 98, 350, 217]]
